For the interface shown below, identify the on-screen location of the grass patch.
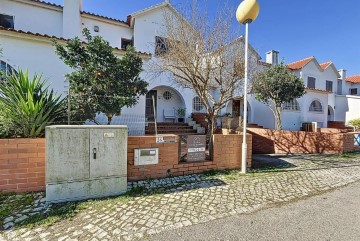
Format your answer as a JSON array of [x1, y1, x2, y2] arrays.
[[19, 203, 78, 229], [0, 192, 38, 223], [202, 169, 244, 180], [15, 186, 150, 229], [340, 151, 360, 159]]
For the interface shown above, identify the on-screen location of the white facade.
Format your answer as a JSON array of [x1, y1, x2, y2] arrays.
[[0, 0, 359, 131]]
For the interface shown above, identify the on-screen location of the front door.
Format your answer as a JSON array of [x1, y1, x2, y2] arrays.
[[145, 90, 157, 121], [232, 99, 241, 117]]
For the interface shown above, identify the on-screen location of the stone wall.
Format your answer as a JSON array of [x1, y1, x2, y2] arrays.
[[0, 139, 46, 193]]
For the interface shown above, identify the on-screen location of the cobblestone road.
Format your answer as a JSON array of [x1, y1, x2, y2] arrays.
[[2, 154, 360, 241]]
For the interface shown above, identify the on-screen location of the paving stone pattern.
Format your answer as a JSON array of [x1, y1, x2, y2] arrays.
[[2, 154, 360, 241]]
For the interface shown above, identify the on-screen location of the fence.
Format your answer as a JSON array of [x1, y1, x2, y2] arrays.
[[248, 128, 360, 154], [0, 133, 252, 192]]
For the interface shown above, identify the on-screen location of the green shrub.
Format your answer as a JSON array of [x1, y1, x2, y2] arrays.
[[0, 102, 14, 138], [348, 118, 360, 130], [0, 69, 66, 138]]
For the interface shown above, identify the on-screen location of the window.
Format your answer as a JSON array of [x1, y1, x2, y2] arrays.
[[309, 100, 323, 112], [0, 14, 14, 29], [307, 77, 316, 88], [337, 80, 342, 95], [163, 91, 172, 100], [155, 36, 169, 55], [282, 99, 300, 111], [193, 96, 204, 112], [0, 60, 17, 80], [326, 80, 333, 92], [350, 88, 358, 95], [121, 38, 133, 50]]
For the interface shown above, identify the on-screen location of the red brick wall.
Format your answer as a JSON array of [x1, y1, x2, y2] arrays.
[[248, 128, 360, 154], [328, 121, 346, 129], [343, 133, 360, 152], [0, 139, 45, 193], [1, 134, 253, 192], [128, 134, 252, 182]]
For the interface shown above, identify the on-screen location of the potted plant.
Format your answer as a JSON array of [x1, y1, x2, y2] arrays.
[[177, 107, 186, 123]]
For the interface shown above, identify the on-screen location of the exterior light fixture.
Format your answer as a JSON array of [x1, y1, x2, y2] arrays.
[[236, 0, 259, 174]]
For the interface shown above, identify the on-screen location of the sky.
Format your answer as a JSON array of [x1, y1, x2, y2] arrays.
[[49, 0, 360, 76]]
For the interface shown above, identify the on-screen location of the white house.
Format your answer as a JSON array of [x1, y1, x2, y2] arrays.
[[0, 0, 358, 133], [0, 0, 262, 133]]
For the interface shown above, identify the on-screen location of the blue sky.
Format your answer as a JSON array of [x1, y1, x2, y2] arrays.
[[49, 0, 360, 76]]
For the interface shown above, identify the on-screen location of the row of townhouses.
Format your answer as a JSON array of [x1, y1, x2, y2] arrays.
[[0, 0, 359, 133]]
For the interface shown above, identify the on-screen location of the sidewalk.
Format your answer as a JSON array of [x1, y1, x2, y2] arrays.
[[2, 153, 360, 241]]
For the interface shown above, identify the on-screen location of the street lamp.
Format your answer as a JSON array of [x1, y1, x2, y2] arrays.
[[236, 0, 259, 174]]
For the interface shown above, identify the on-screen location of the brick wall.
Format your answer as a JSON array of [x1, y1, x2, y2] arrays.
[[249, 128, 360, 154], [328, 121, 346, 129], [0, 134, 253, 192], [0, 139, 45, 193], [128, 134, 252, 182], [343, 133, 360, 153]]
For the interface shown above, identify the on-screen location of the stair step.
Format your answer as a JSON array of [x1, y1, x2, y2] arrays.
[[148, 122, 189, 126]]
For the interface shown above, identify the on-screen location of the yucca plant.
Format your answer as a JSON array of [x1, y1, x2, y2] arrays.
[[0, 69, 66, 138]]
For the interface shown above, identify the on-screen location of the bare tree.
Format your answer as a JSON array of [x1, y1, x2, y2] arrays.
[[150, 2, 256, 156]]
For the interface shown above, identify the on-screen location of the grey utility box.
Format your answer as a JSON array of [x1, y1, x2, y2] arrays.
[[46, 125, 128, 203]]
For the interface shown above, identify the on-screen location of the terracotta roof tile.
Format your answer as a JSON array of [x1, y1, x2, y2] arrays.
[[287, 56, 314, 70], [27, 1, 129, 26], [319, 61, 332, 70], [347, 75, 360, 84], [0, 27, 151, 56], [81, 11, 129, 26], [29, 0, 62, 8]]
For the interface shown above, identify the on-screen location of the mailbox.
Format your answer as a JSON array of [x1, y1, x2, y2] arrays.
[[134, 148, 159, 165]]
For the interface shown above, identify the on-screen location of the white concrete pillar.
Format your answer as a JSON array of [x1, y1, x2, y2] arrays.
[[265, 50, 279, 66], [63, 0, 82, 39]]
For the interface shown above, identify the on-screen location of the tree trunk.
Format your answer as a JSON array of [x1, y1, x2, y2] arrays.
[[107, 114, 113, 125], [207, 110, 219, 160], [274, 106, 282, 130]]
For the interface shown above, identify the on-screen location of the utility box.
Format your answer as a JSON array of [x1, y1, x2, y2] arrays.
[[134, 148, 159, 165], [46, 125, 128, 203]]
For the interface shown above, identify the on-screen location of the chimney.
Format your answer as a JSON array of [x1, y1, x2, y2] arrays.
[[63, 0, 82, 39], [266, 50, 279, 66], [338, 69, 347, 80]]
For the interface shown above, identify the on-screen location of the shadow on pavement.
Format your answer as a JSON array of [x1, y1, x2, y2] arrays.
[[252, 154, 360, 173]]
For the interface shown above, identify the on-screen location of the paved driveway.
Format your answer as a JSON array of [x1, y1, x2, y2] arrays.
[[2, 154, 360, 241]]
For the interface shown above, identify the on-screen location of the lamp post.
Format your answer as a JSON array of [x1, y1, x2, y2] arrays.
[[236, 0, 259, 174]]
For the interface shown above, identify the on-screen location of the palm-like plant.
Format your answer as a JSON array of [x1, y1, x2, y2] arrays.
[[0, 69, 66, 137]]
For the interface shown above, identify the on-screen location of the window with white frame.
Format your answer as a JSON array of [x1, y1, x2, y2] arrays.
[[192, 96, 204, 112], [0, 14, 14, 29], [163, 91, 172, 100], [307, 77, 316, 88], [155, 36, 169, 55], [309, 100, 323, 112], [282, 99, 300, 111], [0, 60, 17, 80], [350, 88, 358, 95], [326, 80, 333, 92]]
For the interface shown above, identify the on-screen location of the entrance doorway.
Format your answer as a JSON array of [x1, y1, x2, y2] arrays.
[[145, 90, 157, 122]]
